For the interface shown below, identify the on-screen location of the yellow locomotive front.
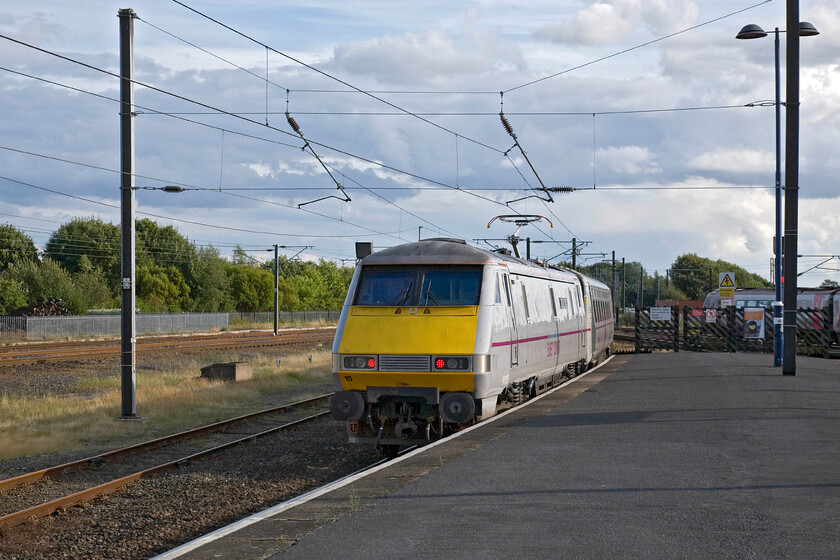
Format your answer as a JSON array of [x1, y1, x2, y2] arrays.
[[330, 243, 489, 454]]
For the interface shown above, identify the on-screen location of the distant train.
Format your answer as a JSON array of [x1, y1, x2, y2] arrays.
[[703, 287, 840, 342], [329, 239, 614, 455]]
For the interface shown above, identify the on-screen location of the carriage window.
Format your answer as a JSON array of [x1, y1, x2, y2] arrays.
[[495, 275, 502, 304], [550, 287, 557, 317], [354, 265, 482, 306]]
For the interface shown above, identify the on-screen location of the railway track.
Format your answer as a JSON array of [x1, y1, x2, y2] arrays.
[[0, 394, 334, 536], [0, 327, 335, 367]]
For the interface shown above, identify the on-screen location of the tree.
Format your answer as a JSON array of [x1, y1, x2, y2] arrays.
[[45, 217, 120, 287], [819, 279, 839, 288], [286, 260, 353, 310], [660, 284, 688, 301], [5, 258, 85, 314], [190, 246, 234, 312], [277, 275, 300, 311], [136, 264, 191, 312], [231, 245, 260, 266], [74, 255, 116, 310], [136, 218, 198, 291], [226, 265, 274, 311], [0, 224, 39, 271], [669, 254, 771, 300], [0, 276, 27, 315]]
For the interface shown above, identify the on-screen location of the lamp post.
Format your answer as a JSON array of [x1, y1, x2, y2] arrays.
[[736, 20, 819, 369]]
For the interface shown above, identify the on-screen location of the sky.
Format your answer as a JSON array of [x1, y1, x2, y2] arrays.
[[1, 0, 839, 288]]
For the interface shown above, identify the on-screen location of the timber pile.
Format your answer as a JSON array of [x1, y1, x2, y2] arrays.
[[12, 299, 72, 316]]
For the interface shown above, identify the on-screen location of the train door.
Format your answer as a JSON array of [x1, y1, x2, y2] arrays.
[[573, 284, 586, 350], [549, 285, 560, 371], [589, 290, 597, 351], [502, 272, 518, 366], [576, 281, 593, 365]]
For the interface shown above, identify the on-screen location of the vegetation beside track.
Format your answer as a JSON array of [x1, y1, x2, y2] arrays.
[[0, 348, 333, 467]]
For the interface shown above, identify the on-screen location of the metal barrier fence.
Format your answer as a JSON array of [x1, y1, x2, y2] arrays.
[[229, 311, 341, 324], [635, 306, 835, 357], [0, 311, 339, 340]]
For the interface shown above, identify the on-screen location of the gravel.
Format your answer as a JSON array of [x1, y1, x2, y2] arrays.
[[0, 417, 381, 559], [0, 345, 381, 559]]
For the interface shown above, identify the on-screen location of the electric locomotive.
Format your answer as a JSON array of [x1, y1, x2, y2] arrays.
[[329, 239, 613, 454]]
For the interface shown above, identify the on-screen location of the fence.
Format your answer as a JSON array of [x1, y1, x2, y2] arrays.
[[635, 306, 835, 358], [229, 311, 341, 324], [0, 310, 340, 340]]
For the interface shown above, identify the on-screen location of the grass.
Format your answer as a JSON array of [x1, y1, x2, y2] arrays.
[[0, 349, 334, 462]]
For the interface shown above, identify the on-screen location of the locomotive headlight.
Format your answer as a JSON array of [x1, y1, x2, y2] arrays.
[[342, 355, 378, 370], [432, 356, 471, 371]]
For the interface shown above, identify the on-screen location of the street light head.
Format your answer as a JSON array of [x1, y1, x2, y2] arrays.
[[736, 24, 767, 39], [798, 21, 820, 37]]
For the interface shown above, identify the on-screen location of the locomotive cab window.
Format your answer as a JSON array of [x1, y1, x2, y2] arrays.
[[353, 265, 482, 306]]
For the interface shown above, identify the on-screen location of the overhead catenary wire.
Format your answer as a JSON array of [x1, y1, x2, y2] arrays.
[[0, 30, 564, 257], [139, 8, 544, 237], [0, 64, 504, 208], [285, 93, 351, 207], [134, 104, 755, 117], [0, 143, 472, 242], [502, 0, 773, 94], [0, 174, 404, 241], [1, 4, 796, 270], [166, 2, 505, 156], [499, 93, 554, 205]]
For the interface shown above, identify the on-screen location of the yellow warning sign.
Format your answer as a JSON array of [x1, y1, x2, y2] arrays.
[[719, 271, 735, 299]]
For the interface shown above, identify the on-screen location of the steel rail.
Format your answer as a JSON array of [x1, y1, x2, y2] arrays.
[[0, 328, 334, 366], [0, 408, 332, 536], [0, 330, 290, 354], [0, 328, 333, 354], [0, 394, 332, 493]]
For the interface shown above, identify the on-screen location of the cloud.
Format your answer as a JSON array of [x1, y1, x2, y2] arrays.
[[0, 1, 838, 285], [596, 145, 660, 174], [687, 149, 773, 174], [328, 28, 526, 84], [532, 0, 699, 46]]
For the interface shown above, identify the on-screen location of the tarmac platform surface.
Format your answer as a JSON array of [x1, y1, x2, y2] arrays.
[[159, 352, 840, 560]]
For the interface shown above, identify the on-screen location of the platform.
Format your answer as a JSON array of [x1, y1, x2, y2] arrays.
[[158, 352, 840, 560]]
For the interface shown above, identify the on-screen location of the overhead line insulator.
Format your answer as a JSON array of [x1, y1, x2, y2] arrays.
[[286, 112, 302, 136], [500, 113, 517, 140]]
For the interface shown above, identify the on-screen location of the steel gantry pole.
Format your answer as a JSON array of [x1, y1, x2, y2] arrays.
[[274, 244, 279, 336], [737, 19, 819, 369], [773, 27, 784, 367], [782, 0, 800, 376], [119, 8, 137, 417]]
